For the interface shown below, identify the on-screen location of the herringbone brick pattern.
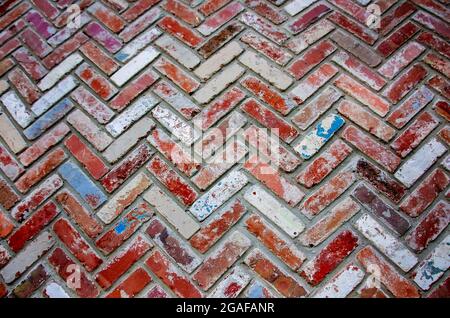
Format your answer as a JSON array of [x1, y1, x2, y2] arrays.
[[0, 0, 449, 298]]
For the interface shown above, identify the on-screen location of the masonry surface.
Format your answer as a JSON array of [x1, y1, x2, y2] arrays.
[[0, 0, 449, 299]]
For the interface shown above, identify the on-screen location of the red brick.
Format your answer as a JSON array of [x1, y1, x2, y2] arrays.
[[377, 22, 419, 58], [355, 158, 406, 203], [391, 111, 439, 157], [0, 212, 14, 238], [241, 76, 294, 115], [158, 16, 203, 47], [328, 11, 377, 44], [193, 232, 250, 290], [246, 214, 305, 270], [240, 12, 288, 45], [146, 250, 202, 298], [190, 199, 246, 253], [0, 177, 19, 210], [198, 2, 243, 35], [55, 189, 104, 239], [96, 236, 151, 289], [147, 156, 198, 206], [119, 8, 160, 42], [8, 68, 41, 104], [334, 74, 390, 117], [0, 282, 6, 298], [400, 169, 449, 217], [379, 1, 416, 35], [406, 201, 450, 252], [89, 3, 125, 33], [299, 197, 359, 247], [20, 28, 52, 58], [428, 276, 450, 298], [342, 126, 401, 173], [154, 57, 199, 93], [244, 249, 307, 297], [0, 2, 30, 30], [164, 0, 201, 26], [0, 38, 21, 60], [31, 0, 59, 19], [287, 4, 330, 34], [12, 47, 48, 80], [146, 285, 169, 298], [48, 247, 99, 298], [288, 40, 335, 80], [0, 58, 14, 76], [384, 64, 428, 103], [0, 143, 24, 181], [11, 264, 48, 298], [8, 202, 58, 252], [15, 148, 66, 193], [244, 155, 304, 206], [193, 87, 245, 130], [96, 202, 153, 255], [297, 139, 352, 188], [53, 218, 103, 272], [241, 99, 298, 144], [300, 168, 355, 218], [244, 0, 286, 24], [101, 144, 153, 193], [64, 134, 108, 180], [199, 0, 230, 16], [76, 63, 117, 100], [300, 231, 358, 286], [42, 32, 88, 69], [0, 245, 10, 269], [357, 246, 419, 298], [417, 31, 450, 59], [413, 10, 450, 39], [80, 41, 119, 75], [424, 52, 450, 78], [106, 268, 152, 298], [198, 22, 243, 58], [122, 0, 160, 22], [428, 75, 450, 100], [240, 32, 291, 65], [327, 0, 368, 24]]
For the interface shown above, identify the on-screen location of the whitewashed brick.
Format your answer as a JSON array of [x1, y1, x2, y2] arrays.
[[313, 264, 364, 298], [208, 265, 251, 298], [44, 282, 70, 298], [190, 170, 248, 221], [354, 214, 418, 272], [156, 34, 200, 69], [152, 104, 200, 146], [0, 110, 27, 153], [395, 138, 447, 188], [244, 184, 305, 238], [111, 46, 159, 86], [66, 109, 113, 151], [285, 0, 318, 16], [97, 172, 151, 224], [144, 186, 200, 239], [103, 117, 155, 163], [38, 53, 83, 91], [32, 76, 78, 116], [239, 51, 293, 90], [194, 41, 243, 81], [115, 28, 162, 62], [0, 231, 54, 283], [1, 91, 34, 128], [413, 235, 450, 290], [106, 93, 158, 137], [193, 63, 245, 104]]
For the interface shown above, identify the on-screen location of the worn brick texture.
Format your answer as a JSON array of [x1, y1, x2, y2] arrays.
[[0, 0, 449, 298]]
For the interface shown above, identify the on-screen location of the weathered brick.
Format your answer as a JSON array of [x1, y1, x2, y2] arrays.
[[384, 64, 428, 104], [106, 268, 152, 298]]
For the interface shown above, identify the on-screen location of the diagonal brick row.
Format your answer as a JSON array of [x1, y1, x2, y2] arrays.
[[0, 0, 449, 298]]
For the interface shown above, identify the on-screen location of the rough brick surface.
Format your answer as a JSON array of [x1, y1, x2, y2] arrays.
[[0, 0, 448, 299]]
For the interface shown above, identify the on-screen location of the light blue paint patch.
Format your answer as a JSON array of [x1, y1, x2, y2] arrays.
[[114, 52, 128, 62], [295, 114, 345, 160], [114, 220, 128, 234], [247, 283, 268, 298], [58, 160, 107, 209], [24, 98, 73, 140]]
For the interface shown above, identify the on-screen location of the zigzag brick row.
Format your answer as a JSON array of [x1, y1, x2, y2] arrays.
[[0, 0, 449, 298]]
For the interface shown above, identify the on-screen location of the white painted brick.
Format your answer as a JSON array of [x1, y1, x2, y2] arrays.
[[144, 185, 200, 239], [106, 93, 158, 137], [244, 184, 305, 238], [285, 0, 318, 16], [354, 214, 418, 272], [208, 265, 251, 298], [394, 138, 447, 188], [239, 51, 293, 90], [0, 110, 27, 153], [38, 53, 83, 91], [190, 170, 248, 221], [193, 63, 245, 104], [44, 282, 70, 298], [103, 117, 155, 163], [155, 34, 200, 69], [1, 91, 34, 128], [313, 264, 364, 298], [115, 28, 161, 62], [111, 46, 159, 86], [67, 109, 113, 151], [32, 76, 78, 116], [0, 231, 54, 283], [152, 104, 200, 146], [194, 41, 243, 81], [97, 172, 151, 224], [413, 235, 450, 290]]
